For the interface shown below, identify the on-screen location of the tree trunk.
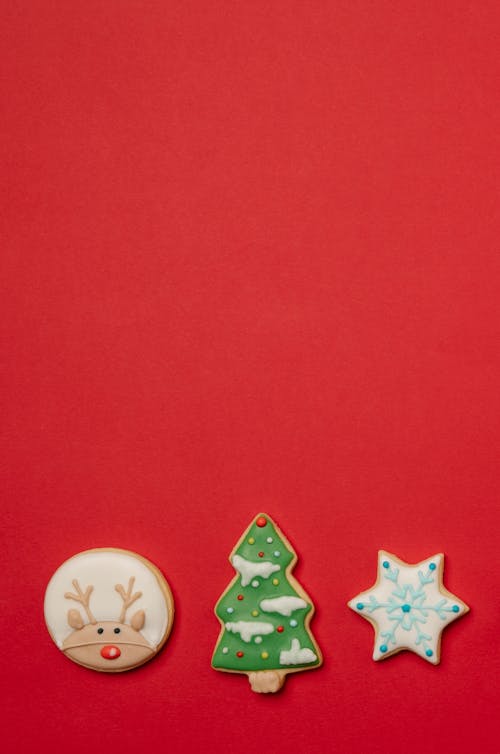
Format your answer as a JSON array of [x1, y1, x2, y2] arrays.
[[248, 670, 286, 693]]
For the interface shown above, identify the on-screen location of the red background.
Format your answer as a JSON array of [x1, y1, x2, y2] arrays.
[[2, 2, 499, 753]]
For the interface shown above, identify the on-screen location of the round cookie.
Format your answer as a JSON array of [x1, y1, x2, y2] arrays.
[[44, 548, 174, 672]]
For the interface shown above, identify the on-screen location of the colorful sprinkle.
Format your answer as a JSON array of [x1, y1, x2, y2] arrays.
[[251, 580, 259, 588], [429, 563, 436, 571], [222, 647, 229, 654], [452, 605, 460, 613], [248, 537, 255, 545], [273, 551, 281, 557], [254, 636, 263, 644], [382, 561, 390, 569], [426, 649, 433, 657], [401, 604, 411, 613], [258, 551, 264, 558], [256, 517, 267, 527], [272, 578, 279, 585], [380, 644, 388, 653], [236, 651, 244, 658], [266, 537, 273, 543], [290, 620, 298, 628], [237, 594, 244, 601], [226, 607, 234, 614], [356, 603, 364, 610], [261, 651, 269, 659], [277, 626, 284, 633], [251, 609, 259, 617]]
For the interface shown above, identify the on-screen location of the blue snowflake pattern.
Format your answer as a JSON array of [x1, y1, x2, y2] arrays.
[[356, 560, 461, 657]]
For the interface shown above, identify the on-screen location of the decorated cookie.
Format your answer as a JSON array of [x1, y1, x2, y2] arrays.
[[44, 548, 174, 672], [348, 551, 469, 664], [212, 513, 322, 693]]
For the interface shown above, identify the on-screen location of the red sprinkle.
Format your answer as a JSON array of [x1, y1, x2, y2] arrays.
[[236, 651, 244, 657], [258, 551, 264, 558], [237, 594, 244, 601], [256, 517, 267, 527], [277, 626, 284, 633]]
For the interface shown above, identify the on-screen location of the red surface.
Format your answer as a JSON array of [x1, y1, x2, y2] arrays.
[[2, 2, 499, 753]]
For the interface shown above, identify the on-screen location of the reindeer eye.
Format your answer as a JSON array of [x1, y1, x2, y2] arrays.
[[114, 628, 121, 634], [97, 627, 104, 634]]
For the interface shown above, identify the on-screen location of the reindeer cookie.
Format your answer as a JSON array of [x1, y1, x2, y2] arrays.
[[44, 548, 174, 672]]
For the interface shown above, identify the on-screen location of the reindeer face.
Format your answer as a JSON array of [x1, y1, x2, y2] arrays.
[[62, 619, 154, 671], [61, 577, 156, 672]]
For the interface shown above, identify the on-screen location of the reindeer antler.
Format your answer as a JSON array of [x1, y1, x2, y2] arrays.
[[64, 579, 97, 624], [115, 577, 142, 623]]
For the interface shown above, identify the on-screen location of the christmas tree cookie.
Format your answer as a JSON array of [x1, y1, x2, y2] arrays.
[[212, 513, 322, 693], [348, 551, 469, 664]]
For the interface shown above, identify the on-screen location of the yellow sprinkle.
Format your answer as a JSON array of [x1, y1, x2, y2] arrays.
[[248, 537, 255, 544], [261, 651, 269, 659], [272, 578, 279, 585], [251, 609, 259, 616]]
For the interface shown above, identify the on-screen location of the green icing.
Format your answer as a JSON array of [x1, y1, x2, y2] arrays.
[[212, 513, 321, 673]]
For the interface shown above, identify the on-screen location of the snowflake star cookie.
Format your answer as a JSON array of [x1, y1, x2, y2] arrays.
[[44, 548, 174, 672], [212, 514, 322, 693], [348, 551, 469, 664]]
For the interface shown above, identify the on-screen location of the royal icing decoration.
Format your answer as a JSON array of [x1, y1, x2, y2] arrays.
[[348, 551, 469, 664], [212, 513, 322, 693], [279, 638, 318, 665], [225, 621, 274, 642], [231, 554, 280, 587], [44, 548, 174, 672], [259, 596, 308, 616]]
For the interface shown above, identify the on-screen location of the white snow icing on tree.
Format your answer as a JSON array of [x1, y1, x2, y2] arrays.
[[259, 596, 308, 616], [225, 621, 274, 642], [231, 554, 280, 587], [279, 638, 318, 665]]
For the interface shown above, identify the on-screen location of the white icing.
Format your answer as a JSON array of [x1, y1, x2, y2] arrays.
[[259, 596, 308, 616], [44, 550, 170, 649], [279, 638, 318, 665], [348, 552, 468, 664], [225, 621, 274, 643], [231, 554, 280, 587]]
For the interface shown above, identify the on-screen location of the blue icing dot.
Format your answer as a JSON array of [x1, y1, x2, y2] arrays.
[[429, 563, 436, 571], [380, 644, 388, 653], [401, 604, 411, 613], [226, 607, 234, 614], [452, 605, 460, 613], [356, 603, 364, 610], [425, 649, 433, 657], [382, 561, 390, 569], [290, 619, 298, 627], [273, 551, 281, 557]]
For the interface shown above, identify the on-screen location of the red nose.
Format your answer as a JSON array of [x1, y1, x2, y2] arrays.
[[100, 645, 121, 660]]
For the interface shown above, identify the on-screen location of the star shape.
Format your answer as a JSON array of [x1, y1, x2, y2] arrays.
[[348, 551, 469, 664]]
